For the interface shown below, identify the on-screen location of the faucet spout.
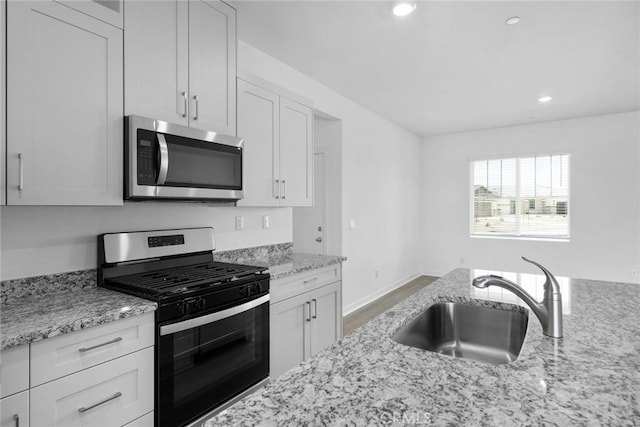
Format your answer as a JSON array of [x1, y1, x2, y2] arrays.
[[472, 258, 563, 338]]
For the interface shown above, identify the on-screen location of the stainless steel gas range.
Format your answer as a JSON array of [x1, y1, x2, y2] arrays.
[[98, 227, 270, 427]]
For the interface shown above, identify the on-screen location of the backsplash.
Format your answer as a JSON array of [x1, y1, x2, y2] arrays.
[[0, 243, 293, 303]]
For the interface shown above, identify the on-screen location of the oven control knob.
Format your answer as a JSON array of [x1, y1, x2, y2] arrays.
[[176, 301, 185, 315], [250, 283, 262, 295], [196, 297, 206, 310], [239, 286, 249, 297]]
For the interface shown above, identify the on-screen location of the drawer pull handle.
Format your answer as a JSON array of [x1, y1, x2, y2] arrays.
[[13, 414, 19, 427], [312, 298, 318, 319], [306, 301, 311, 322], [78, 336, 123, 353], [78, 392, 122, 413], [303, 277, 318, 284]]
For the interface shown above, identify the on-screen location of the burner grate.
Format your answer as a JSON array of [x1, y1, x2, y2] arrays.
[[105, 261, 264, 297]]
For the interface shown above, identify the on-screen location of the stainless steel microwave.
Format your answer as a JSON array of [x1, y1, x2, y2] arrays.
[[125, 115, 243, 201]]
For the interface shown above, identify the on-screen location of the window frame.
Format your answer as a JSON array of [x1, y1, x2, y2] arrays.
[[469, 153, 571, 241]]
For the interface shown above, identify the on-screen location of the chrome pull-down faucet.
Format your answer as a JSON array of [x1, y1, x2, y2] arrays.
[[472, 257, 563, 338]]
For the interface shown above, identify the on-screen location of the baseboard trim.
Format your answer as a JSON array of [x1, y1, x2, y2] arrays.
[[342, 272, 421, 316]]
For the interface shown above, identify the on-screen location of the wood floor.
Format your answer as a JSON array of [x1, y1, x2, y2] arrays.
[[342, 275, 439, 335]]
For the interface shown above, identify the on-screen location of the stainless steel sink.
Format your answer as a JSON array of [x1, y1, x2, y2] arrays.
[[392, 301, 528, 365]]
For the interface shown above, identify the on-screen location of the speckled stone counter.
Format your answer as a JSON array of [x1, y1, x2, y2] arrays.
[[213, 243, 346, 280], [1, 271, 157, 350], [206, 268, 640, 426]]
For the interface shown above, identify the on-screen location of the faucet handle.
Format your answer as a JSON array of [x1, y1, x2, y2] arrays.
[[521, 256, 562, 299]]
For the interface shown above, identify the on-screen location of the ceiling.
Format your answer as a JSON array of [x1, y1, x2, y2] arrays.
[[233, 1, 640, 137]]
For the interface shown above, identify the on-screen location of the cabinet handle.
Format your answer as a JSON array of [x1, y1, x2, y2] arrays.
[[312, 298, 317, 319], [181, 91, 188, 118], [13, 414, 19, 427], [306, 301, 311, 322], [78, 392, 122, 413], [275, 179, 280, 199], [17, 153, 24, 191], [78, 336, 123, 353], [193, 95, 199, 120], [282, 179, 287, 199], [303, 277, 318, 284]]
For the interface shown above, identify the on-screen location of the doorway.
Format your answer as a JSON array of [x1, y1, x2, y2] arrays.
[[293, 112, 342, 256]]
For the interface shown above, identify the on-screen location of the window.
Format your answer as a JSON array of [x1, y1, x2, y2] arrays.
[[471, 154, 569, 239]]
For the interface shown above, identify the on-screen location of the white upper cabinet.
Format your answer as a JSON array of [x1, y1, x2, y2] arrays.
[[279, 97, 313, 206], [125, 0, 237, 135], [6, 0, 123, 206], [55, 0, 124, 28], [237, 78, 313, 207]]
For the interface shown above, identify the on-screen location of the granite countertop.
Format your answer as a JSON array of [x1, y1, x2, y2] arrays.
[[211, 245, 346, 280], [249, 253, 346, 280], [207, 268, 640, 426], [0, 271, 157, 351]]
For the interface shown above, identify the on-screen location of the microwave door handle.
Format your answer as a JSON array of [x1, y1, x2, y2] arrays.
[[156, 134, 169, 185]]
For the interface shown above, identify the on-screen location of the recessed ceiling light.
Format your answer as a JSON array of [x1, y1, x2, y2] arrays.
[[393, 2, 417, 17], [506, 16, 521, 25], [538, 96, 553, 103]]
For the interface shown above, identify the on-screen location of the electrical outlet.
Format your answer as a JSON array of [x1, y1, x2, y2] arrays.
[[262, 215, 270, 229], [349, 220, 356, 230], [235, 216, 244, 230], [631, 269, 638, 279]]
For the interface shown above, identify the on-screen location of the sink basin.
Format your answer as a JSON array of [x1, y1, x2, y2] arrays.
[[392, 301, 528, 365]]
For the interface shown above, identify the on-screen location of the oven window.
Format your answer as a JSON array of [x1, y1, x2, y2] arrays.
[[158, 300, 269, 427]]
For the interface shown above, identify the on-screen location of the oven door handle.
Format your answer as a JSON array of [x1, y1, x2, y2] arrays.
[[160, 294, 270, 336]]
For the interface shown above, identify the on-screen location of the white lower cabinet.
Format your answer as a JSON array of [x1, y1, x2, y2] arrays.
[[270, 266, 342, 379], [1, 391, 29, 427], [123, 412, 153, 427], [30, 347, 154, 427]]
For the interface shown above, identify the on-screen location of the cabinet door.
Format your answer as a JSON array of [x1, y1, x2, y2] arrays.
[[1, 391, 29, 427], [309, 282, 342, 357], [236, 80, 280, 207], [188, 0, 236, 134], [6, 0, 123, 206], [0, 345, 29, 398], [124, 0, 189, 125], [279, 96, 313, 207], [55, 0, 124, 28], [270, 293, 309, 379]]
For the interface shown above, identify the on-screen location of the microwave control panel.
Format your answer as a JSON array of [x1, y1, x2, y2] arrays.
[[137, 131, 157, 185]]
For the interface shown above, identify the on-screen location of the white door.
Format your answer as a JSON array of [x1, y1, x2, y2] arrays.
[[236, 80, 280, 207], [188, 0, 236, 134], [7, 0, 123, 206], [309, 282, 341, 357], [279, 96, 313, 206], [270, 294, 309, 379], [293, 153, 326, 255], [124, 0, 189, 125]]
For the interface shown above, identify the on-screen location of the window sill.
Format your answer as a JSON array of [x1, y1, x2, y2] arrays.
[[470, 234, 570, 243]]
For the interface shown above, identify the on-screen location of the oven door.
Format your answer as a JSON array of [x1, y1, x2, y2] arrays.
[[157, 294, 269, 427]]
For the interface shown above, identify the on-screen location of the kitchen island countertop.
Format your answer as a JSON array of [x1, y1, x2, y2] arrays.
[[206, 268, 640, 426]]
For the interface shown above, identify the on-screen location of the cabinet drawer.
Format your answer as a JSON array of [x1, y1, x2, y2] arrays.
[[31, 312, 154, 386], [30, 347, 154, 427], [0, 345, 29, 398], [1, 391, 29, 427], [271, 265, 341, 304]]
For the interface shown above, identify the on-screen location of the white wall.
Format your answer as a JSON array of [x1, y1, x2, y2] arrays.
[[0, 204, 291, 280], [239, 42, 423, 313], [420, 111, 640, 284]]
